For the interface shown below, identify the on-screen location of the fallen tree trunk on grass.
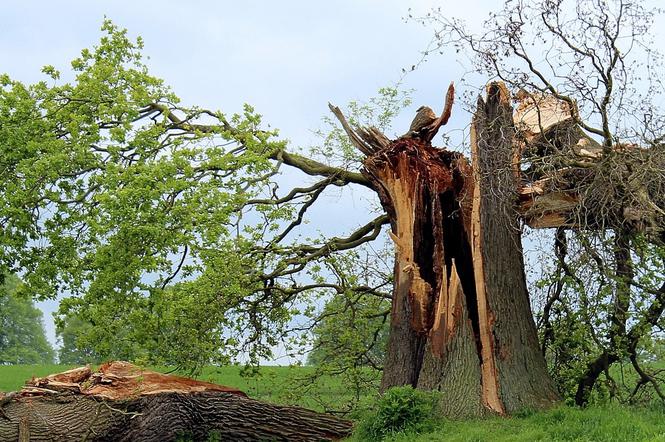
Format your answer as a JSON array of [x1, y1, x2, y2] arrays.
[[0, 362, 352, 441]]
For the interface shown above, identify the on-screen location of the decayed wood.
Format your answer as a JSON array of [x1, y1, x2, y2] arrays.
[[362, 137, 471, 390], [0, 362, 352, 442]]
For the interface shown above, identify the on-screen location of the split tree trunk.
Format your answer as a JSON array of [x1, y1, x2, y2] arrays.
[[339, 83, 560, 417]]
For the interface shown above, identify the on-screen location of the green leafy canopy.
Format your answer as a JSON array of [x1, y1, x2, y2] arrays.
[[1, 20, 289, 368], [1, 20, 406, 371]]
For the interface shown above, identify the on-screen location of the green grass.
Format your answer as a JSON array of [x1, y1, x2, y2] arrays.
[[0, 364, 76, 392], [362, 404, 665, 442], [190, 365, 356, 410], [3, 365, 665, 441]]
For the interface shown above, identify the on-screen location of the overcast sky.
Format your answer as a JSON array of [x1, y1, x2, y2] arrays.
[[2, 1, 664, 352], [1, 1, 491, 142]]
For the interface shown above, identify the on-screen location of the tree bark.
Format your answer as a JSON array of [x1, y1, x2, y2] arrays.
[[0, 392, 352, 442], [464, 83, 560, 414], [359, 83, 559, 416], [0, 363, 352, 441]]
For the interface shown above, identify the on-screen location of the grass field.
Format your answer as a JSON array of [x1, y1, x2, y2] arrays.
[[0, 364, 76, 392], [351, 405, 665, 442], [2, 365, 664, 441]]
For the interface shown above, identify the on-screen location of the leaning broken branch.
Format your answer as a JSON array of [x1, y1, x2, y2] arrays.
[[327, 103, 386, 155], [423, 82, 455, 143], [275, 149, 373, 189]]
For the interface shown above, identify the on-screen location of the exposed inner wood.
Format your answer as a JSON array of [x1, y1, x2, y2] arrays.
[[329, 82, 566, 415], [381, 159, 432, 333], [470, 119, 505, 415], [363, 139, 478, 389], [363, 136, 507, 413], [513, 89, 664, 240], [428, 260, 463, 356], [23, 361, 247, 400]]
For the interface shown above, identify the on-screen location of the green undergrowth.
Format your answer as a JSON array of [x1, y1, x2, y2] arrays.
[[351, 386, 441, 440], [349, 403, 665, 442]]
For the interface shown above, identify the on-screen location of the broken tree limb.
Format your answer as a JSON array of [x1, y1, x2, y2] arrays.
[[423, 82, 455, 143], [513, 90, 603, 158], [0, 362, 352, 442], [327, 103, 381, 155], [513, 90, 665, 239]]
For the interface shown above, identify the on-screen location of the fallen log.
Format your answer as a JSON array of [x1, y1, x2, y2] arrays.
[[0, 362, 352, 442]]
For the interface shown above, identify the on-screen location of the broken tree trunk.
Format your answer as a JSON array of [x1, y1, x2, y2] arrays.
[[0, 362, 352, 442], [405, 83, 561, 416], [331, 82, 560, 417]]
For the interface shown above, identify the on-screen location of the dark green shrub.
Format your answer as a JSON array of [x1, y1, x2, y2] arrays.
[[354, 386, 440, 441]]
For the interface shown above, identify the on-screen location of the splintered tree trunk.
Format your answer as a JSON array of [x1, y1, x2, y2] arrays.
[[368, 139, 472, 391], [366, 83, 559, 417]]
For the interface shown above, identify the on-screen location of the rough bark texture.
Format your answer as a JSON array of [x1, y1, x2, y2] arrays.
[[0, 392, 352, 442], [469, 83, 559, 413], [0, 362, 352, 441], [336, 82, 560, 417]]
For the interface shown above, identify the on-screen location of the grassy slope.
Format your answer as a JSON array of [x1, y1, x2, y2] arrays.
[[2, 365, 664, 441]]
